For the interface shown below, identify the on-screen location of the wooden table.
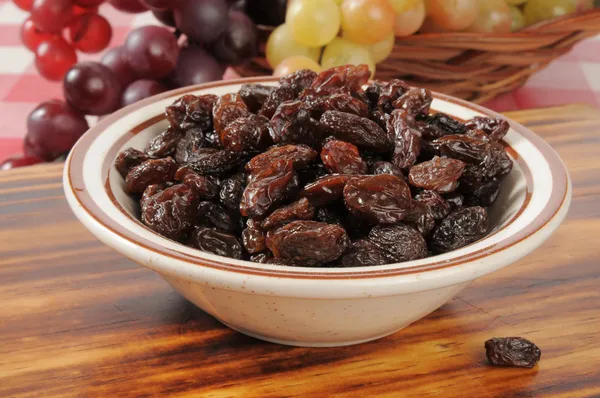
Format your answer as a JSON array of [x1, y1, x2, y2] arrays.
[[1, 104, 599, 397]]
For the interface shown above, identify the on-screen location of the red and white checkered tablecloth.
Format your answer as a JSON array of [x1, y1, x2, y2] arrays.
[[1, 0, 599, 161]]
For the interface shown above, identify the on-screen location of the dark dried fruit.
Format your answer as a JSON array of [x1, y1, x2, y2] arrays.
[[269, 101, 322, 147], [316, 205, 345, 226], [405, 201, 436, 237], [464, 178, 502, 207], [259, 84, 297, 119], [321, 140, 367, 175], [431, 206, 488, 253], [242, 218, 266, 254], [145, 127, 183, 158], [198, 201, 240, 232], [220, 113, 270, 152], [114, 148, 150, 178], [212, 93, 249, 136], [364, 80, 382, 111], [393, 88, 433, 117], [485, 337, 541, 369], [310, 64, 369, 94], [415, 190, 450, 220], [297, 162, 329, 186], [166, 94, 218, 131], [246, 144, 317, 176], [444, 192, 464, 211], [301, 174, 358, 207], [240, 159, 299, 218], [377, 79, 410, 113], [175, 128, 207, 164], [434, 134, 491, 165], [125, 157, 176, 193], [339, 239, 390, 267], [320, 111, 392, 152], [182, 173, 220, 199], [408, 156, 466, 194], [189, 227, 243, 259], [368, 224, 428, 263], [250, 252, 273, 263], [369, 161, 405, 180], [187, 149, 242, 175], [343, 174, 412, 224], [423, 112, 466, 136], [219, 173, 245, 211], [262, 197, 315, 229], [387, 109, 422, 170], [465, 116, 509, 141], [321, 93, 369, 117], [141, 183, 198, 241], [238, 83, 275, 113], [266, 220, 350, 266], [279, 69, 317, 93], [369, 109, 390, 131]]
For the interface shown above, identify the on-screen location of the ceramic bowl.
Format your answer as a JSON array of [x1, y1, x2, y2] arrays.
[[64, 78, 571, 347]]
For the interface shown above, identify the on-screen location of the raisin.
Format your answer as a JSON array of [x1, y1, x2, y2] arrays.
[[316, 205, 345, 226], [241, 218, 266, 254], [145, 127, 182, 158], [387, 109, 422, 170], [212, 93, 249, 136], [444, 192, 464, 211], [320, 111, 392, 152], [465, 129, 489, 141], [141, 183, 199, 241], [300, 174, 358, 207], [250, 252, 272, 263], [220, 113, 270, 152], [405, 201, 436, 237], [321, 93, 369, 117], [297, 162, 329, 186], [485, 337, 541, 369], [415, 190, 450, 220], [343, 174, 412, 224], [321, 140, 367, 175], [246, 144, 317, 176], [364, 80, 382, 111], [310, 64, 369, 93], [423, 112, 466, 135], [408, 156, 466, 194], [431, 206, 488, 253], [464, 178, 502, 207], [197, 201, 240, 232], [259, 84, 297, 119], [266, 220, 350, 266], [189, 227, 242, 259], [240, 159, 299, 218], [219, 173, 245, 211], [434, 134, 491, 165], [269, 101, 322, 147], [166, 94, 218, 131], [369, 161, 405, 180], [368, 224, 428, 263], [393, 88, 433, 117], [114, 148, 150, 178], [182, 173, 220, 199], [369, 109, 390, 131], [125, 157, 176, 193], [238, 83, 275, 113], [175, 128, 206, 164], [262, 198, 315, 229], [377, 79, 410, 113], [186, 149, 242, 175], [465, 116, 509, 141], [339, 239, 390, 267], [279, 69, 317, 93]]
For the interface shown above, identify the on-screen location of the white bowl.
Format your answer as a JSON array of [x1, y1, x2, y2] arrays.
[[64, 78, 571, 347]]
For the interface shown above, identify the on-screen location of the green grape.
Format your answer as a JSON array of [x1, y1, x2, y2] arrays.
[[509, 5, 526, 31], [286, 0, 341, 48], [394, 0, 426, 36], [388, 0, 421, 13], [466, 0, 511, 33], [425, 0, 478, 31], [340, 0, 395, 45], [333, 0, 344, 4], [273, 55, 321, 77], [524, 0, 577, 25], [364, 33, 395, 63], [266, 24, 321, 69], [505, 0, 526, 4], [321, 37, 376, 77]]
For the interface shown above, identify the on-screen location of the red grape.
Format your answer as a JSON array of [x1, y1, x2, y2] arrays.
[[140, 0, 178, 10], [74, 0, 104, 7], [31, 0, 74, 33], [101, 46, 137, 87], [208, 10, 257, 65], [13, 0, 34, 11], [228, 0, 246, 11], [63, 62, 122, 115], [67, 13, 112, 53], [124, 26, 179, 79], [151, 9, 176, 26], [0, 154, 45, 170], [35, 37, 78, 81], [20, 18, 55, 52], [25, 100, 89, 161], [171, 45, 224, 87], [245, 0, 285, 26], [174, 0, 228, 43], [108, 0, 147, 12], [121, 79, 167, 106]]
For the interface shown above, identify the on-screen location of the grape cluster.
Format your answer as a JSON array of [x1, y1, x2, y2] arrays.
[[4, 0, 270, 169]]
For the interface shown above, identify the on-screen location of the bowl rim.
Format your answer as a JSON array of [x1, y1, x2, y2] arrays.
[[65, 77, 569, 280]]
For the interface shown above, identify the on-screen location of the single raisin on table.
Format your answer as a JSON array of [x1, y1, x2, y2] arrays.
[[212, 93, 249, 136], [125, 157, 176, 193], [387, 109, 422, 170], [262, 197, 315, 230], [343, 174, 412, 224], [368, 224, 428, 263], [408, 156, 466, 194], [320, 111, 393, 152], [189, 227, 243, 259], [485, 337, 541, 369], [246, 144, 317, 176], [115, 148, 150, 178], [321, 140, 367, 175], [266, 220, 350, 266], [338, 239, 390, 267], [146, 127, 183, 158], [431, 206, 489, 253], [242, 218, 267, 254], [238, 83, 275, 113]]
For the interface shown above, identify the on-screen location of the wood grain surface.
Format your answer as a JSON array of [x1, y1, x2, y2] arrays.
[[1, 104, 599, 398]]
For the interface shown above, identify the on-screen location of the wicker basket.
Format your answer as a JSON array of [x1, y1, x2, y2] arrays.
[[234, 8, 600, 103]]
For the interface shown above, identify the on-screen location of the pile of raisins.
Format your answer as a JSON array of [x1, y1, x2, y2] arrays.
[[115, 64, 513, 267]]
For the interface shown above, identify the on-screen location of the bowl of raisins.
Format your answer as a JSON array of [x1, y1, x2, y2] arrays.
[[64, 65, 571, 347]]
